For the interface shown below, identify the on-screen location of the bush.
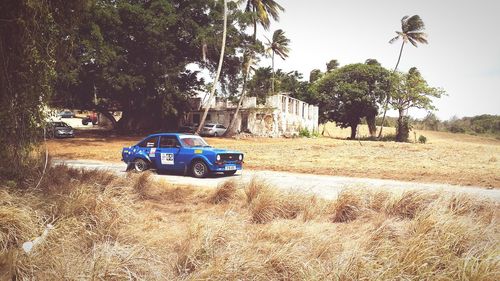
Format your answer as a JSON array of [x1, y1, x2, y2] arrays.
[[298, 128, 311, 138], [418, 135, 427, 144]]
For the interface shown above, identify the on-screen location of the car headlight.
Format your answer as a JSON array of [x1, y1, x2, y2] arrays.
[[239, 154, 243, 161], [216, 155, 221, 161]]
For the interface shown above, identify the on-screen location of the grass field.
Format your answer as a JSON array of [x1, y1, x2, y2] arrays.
[[1, 166, 499, 280], [46, 123, 500, 188]]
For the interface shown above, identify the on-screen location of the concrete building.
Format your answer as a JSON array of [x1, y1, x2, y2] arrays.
[[183, 94, 319, 137]]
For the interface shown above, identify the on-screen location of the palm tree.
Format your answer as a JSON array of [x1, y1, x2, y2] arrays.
[[266, 29, 290, 94], [225, 0, 284, 136], [196, 0, 228, 134], [378, 15, 428, 138]]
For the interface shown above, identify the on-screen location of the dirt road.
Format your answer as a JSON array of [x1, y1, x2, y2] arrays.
[[54, 159, 500, 201]]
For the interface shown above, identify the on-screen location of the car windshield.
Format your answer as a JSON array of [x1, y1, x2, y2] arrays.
[[51, 122, 68, 127], [179, 136, 210, 147], [204, 124, 214, 128]]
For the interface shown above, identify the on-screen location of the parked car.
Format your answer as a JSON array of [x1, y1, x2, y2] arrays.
[[200, 123, 227, 137], [57, 110, 75, 118], [82, 112, 98, 125], [47, 121, 74, 138], [121, 133, 244, 177]]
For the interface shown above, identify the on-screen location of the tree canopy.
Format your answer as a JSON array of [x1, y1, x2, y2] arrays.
[[312, 63, 391, 138], [53, 0, 252, 131]]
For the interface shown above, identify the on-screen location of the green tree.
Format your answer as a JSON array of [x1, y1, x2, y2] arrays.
[[365, 59, 381, 66], [54, 0, 248, 131], [313, 63, 391, 139], [421, 112, 440, 131], [265, 29, 290, 94], [196, 0, 228, 134], [226, 0, 284, 135], [326, 59, 339, 72], [379, 15, 428, 137], [0, 0, 87, 179], [309, 69, 323, 83], [247, 66, 273, 104], [390, 68, 444, 142]]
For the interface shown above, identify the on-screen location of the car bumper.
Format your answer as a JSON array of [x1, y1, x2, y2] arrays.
[[55, 133, 74, 138], [210, 162, 243, 172]]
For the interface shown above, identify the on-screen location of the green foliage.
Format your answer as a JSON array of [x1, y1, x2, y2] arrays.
[[0, 0, 64, 179], [299, 128, 311, 138], [54, 0, 252, 131], [326, 59, 339, 72], [390, 68, 444, 142], [312, 63, 392, 139], [418, 135, 427, 144], [309, 69, 323, 83]]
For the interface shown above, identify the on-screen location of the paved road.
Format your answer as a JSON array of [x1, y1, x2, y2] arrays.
[[54, 159, 500, 201]]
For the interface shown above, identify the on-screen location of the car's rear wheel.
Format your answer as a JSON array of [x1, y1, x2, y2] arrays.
[[191, 160, 208, 178], [223, 170, 237, 176], [133, 158, 149, 172]]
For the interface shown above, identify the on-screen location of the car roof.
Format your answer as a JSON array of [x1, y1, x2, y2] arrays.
[[146, 133, 194, 138]]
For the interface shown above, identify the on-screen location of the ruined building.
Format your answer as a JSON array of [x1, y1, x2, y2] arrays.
[[183, 94, 319, 137]]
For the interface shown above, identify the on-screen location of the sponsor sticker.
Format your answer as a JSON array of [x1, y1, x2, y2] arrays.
[[149, 148, 156, 157], [194, 149, 203, 154], [161, 153, 174, 165]]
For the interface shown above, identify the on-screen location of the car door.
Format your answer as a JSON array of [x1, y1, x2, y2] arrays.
[[136, 136, 159, 161], [155, 136, 182, 171]]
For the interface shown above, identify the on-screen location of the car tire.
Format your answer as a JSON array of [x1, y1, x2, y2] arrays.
[[223, 170, 237, 176], [214, 132, 218, 137], [191, 160, 208, 178], [82, 120, 88, 125], [133, 158, 149, 172]]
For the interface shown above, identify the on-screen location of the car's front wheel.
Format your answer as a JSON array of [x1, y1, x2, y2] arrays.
[[133, 158, 149, 172], [191, 160, 208, 178]]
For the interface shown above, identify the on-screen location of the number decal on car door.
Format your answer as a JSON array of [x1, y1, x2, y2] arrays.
[[161, 153, 174, 165]]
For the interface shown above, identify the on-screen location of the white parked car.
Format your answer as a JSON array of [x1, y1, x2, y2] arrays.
[[200, 123, 227, 137]]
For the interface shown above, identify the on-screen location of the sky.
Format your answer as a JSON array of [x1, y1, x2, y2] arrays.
[[255, 0, 500, 120]]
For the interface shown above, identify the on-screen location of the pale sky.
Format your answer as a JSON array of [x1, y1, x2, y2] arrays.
[[256, 0, 500, 119]]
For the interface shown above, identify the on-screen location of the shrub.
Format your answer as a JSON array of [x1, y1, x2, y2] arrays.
[[418, 135, 427, 144], [208, 180, 238, 204], [299, 128, 311, 138]]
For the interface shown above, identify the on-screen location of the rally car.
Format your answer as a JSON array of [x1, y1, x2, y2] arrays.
[[121, 133, 244, 178]]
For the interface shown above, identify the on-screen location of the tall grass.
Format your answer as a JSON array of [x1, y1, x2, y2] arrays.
[[1, 165, 499, 280]]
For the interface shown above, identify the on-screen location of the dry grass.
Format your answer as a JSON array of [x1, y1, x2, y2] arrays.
[[1, 165, 499, 280], [46, 123, 500, 188]]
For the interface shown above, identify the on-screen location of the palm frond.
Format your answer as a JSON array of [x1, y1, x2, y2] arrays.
[[389, 34, 400, 44]]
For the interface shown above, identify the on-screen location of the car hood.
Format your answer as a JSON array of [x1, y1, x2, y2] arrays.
[[54, 126, 72, 130], [190, 147, 242, 154]]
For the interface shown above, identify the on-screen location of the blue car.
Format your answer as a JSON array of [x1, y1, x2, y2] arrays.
[[121, 133, 244, 178]]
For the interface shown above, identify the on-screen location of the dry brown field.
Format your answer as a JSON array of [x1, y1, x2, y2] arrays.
[[46, 123, 500, 188], [2, 166, 499, 280]]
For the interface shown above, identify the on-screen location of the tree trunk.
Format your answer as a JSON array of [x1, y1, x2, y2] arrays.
[[395, 108, 409, 142], [366, 114, 377, 137], [350, 124, 358, 139], [196, 0, 227, 135], [271, 51, 275, 95], [225, 56, 252, 136], [378, 41, 405, 138]]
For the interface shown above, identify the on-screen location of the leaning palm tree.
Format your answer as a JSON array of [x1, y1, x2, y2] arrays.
[[266, 29, 290, 94], [196, 0, 228, 134], [378, 15, 428, 138], [225, 0, 284, 136]]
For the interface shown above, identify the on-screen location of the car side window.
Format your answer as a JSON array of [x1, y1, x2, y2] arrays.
[[216, 125, 226, 129], [159, 136, 180, 148], [139, 137, 158, 148]]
